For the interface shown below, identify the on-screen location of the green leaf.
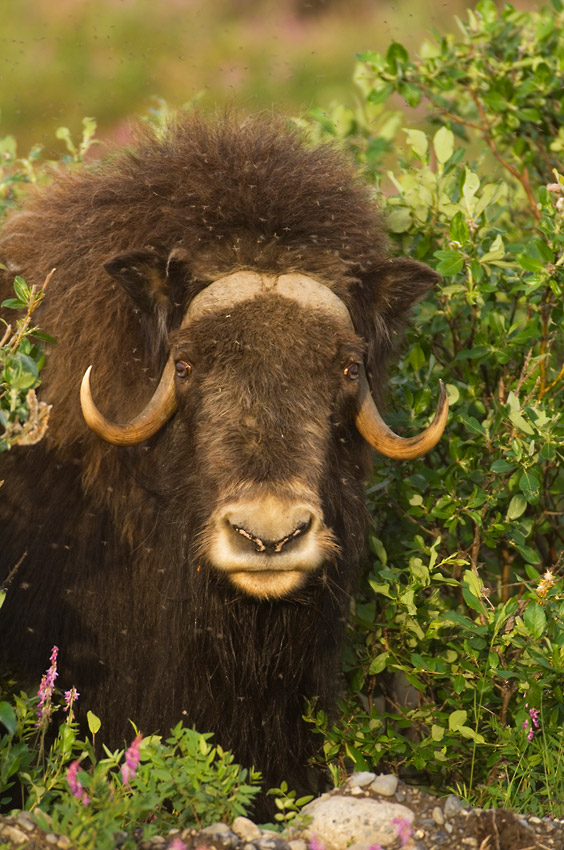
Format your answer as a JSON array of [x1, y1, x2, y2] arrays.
[[449, 211, 470, 246], [509, 410, 534, 435], [519, 471, 540, 502], [398, 81, 422, 107], [462, 169, 480, 213], [433, 126, 454, 165], [87, 711, 101, 736], [448, 709, 468, 731], [409, 343, 426, 370], [404, 128, 428, 159], [369, 651, 390, 675], [446, 384, 460, 405], [464, 569, 483, 599], [507, 494, 527, 520], [523, 602, 546, 639], [0, 701, 17, 735], [491, 459, 515, 474], [433, 250, 464, 276], [386, 42, 409, 74]]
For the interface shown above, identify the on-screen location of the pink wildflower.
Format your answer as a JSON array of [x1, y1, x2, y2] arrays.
[[524, 704, 541, 741], [392, 816, 413, 847], [528, 706, 540, 728], [66, 759, 90, 806], [309, 836, 325, 850], [64, 687, 79, 711], [121, 733, 143, 785], [169, 840, 188, 850], [368, 845, 383, 850], [36, 646, 58, 728]]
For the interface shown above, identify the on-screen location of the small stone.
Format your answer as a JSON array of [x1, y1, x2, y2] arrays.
[[461, 839, 478, 847], [348, 771, 376, 788], [201, 822, 232, 834], [288, 840, 307, 850], [46, 835, 60, 846], [57, 837, 72, 849], [369, 774, 398, 797], [529, 816, 541, 824], [232, 816, 261, 842], [443, 795, 463, 819], [432, 806, 444, 826], [350, 785, 364, 795], [445, 823, 453, 833], [15, 812, 35, 832], [255, 836, 290, 850], [0, 825, 29, 845], [242, 844, 258, 850]]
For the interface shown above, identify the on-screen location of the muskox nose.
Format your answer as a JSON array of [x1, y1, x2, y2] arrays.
[[226, 514, 313, 556], [206, 493, 338, 598], [223, 496, 318, 569]]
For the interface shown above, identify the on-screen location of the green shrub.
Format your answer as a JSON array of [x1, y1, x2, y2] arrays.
[[0, 649, 260, 848], [305, 0, 564, 816]]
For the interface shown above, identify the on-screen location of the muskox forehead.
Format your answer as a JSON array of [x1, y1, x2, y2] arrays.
[[171, 293, 364, 364]]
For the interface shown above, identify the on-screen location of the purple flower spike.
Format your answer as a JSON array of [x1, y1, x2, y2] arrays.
[[64, 687, 79, 711], [36, 645, 59, 728], [121, 732, 143, 785], [66, 759, 89, 806]]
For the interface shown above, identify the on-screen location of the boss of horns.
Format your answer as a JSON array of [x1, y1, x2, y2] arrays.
[[80, 271, 448, 459]]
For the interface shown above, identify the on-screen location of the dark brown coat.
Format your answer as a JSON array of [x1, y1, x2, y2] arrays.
[[0, 114, 437, 812]]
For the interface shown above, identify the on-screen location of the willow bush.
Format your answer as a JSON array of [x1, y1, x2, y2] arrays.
[[305, 0, 564, 816]]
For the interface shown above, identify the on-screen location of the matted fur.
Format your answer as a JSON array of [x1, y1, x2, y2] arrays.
[[0, 113, 438, 813]]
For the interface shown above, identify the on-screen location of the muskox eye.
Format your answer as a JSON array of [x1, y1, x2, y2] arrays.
[[175, 360, 192, 379], [344, 361, 360, 381]]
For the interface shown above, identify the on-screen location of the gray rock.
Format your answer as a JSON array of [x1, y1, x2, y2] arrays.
[[255, 836, 291, 850], [0, 825, 29, 844], [348, 771, 376, 788], [201, 823, 232, 834], [300, 795, 414, 850], [199, 822, 240, 849], [232, 816, 261, 842], [443, 795, 463, 819], [369, 774, 398, 797], [432, 806, 445, 825]]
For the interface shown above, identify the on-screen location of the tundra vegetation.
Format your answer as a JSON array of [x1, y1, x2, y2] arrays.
[[0, 1, 563, 845]]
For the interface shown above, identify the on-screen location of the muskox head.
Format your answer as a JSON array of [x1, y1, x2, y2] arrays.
[[81, 265, 447, 599]]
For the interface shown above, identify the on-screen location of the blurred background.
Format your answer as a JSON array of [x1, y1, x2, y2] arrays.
[[1, 0, 533, 154]]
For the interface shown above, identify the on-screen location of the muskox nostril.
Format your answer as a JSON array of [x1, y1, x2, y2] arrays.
[[228, 516, 313, 555], [231, 524, 267, 553]]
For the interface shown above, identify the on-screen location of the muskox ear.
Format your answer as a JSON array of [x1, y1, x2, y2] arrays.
[[374, 258, 440, 321], [104, 248, 190, 318]]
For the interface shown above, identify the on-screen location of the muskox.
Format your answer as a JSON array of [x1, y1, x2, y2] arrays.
[[0, 114, 446, 808]]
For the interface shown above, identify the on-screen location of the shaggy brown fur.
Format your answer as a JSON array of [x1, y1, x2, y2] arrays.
[[0, 113, 438, 815]]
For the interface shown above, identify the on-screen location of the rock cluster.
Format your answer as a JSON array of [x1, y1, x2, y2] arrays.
[[1, 774, 563, 850]]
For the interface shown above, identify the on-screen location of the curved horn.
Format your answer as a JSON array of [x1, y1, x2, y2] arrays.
[[80, 359, 177, 446], [356, 368, 448, 460]]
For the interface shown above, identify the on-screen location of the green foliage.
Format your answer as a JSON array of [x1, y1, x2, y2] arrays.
[[0, 275, 52, 454], [305, 0, 564, 817], [0, 119, 99, 454], [266, 781, 313, 828], [0, 680, 261, 848]]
